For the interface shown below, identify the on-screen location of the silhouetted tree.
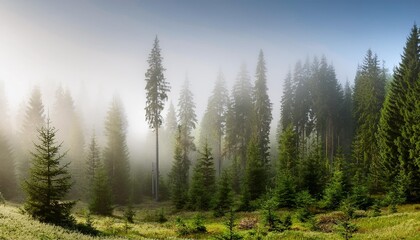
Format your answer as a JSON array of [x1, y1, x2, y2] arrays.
[[145, 36, 170, 201], [104, 96, 130, 205]]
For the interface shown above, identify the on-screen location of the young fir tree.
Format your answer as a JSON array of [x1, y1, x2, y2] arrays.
[[377, 25, 420, 201], [242, 136, 266, 202], [104, 96, 130, 205], [145, 36, 170, 201], [275, 125, 299, 207], [23, 120, 75, 227], [253, 50, 272, 170], [321, 165, 344, 210], [85, 135, 101, 200], [169, 128, 189, 209], [89, 164, 113, 216], [213, 169, 234, 216], [189, 142, 216, 210]]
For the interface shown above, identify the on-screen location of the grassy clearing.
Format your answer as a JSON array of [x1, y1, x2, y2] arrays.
[[1, 201, 419, 239]]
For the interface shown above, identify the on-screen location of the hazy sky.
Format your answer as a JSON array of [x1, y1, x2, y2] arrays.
[[0, 0, 419, 143]]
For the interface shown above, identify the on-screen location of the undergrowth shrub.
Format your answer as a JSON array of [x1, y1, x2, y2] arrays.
[[123, 205, 135, 223], [175, 214, 207, 236], [215, 208, 243, 240]]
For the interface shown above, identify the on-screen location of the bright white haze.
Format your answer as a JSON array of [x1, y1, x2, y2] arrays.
[[0, 0, 416, 161]]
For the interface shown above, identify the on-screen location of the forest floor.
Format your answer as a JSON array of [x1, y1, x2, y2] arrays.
[[1, 200, 420, 239]]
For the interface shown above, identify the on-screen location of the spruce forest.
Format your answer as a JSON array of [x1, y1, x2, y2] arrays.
[[1, 1, 420, 239]]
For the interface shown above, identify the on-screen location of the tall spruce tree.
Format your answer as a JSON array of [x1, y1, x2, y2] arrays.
[[377, 25, 420, 201], [199, 72, 229, 176], [279, 71, 294, 133], [340, 81, 354, 157], [177, 79, 197, 172], [104, 96, 130, 205], [253, 50, 272, 168], [145, 36, 170, 201], [310, 57, 343, 165], [189, 142, 216, 210], [225, 64, 254, 178], [23, 120, 75, 227], [352, 50, 385, 190]]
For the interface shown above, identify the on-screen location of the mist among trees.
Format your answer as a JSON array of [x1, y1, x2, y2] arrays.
[[0, 22, 420, 239]]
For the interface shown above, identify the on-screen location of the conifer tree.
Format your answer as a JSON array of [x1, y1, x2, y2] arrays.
[[352, 50, 385, 189], [145, 36, 170, 201], [279, 71, 294, 132], [89, 164, 113, 216], [377, 25, 420, 200], [178, 79, 197, 158], [225, 64, 254, 176], [189, 142, 216, 210], [23, 120, 75, 227], [85, 135, 101, 200], [165, 101, 178, 137], [104, 96, 130, 205], [213, 169, 233, 216], [278, 125, 299, 178], [321, 167, 344, 210], [199, 72, 229, 176], [340, 81, 354, 156], [276, 124, 299, 207], [243, 136, 266, 202], [310, 57, 343, 164], [169, 128, 189, 209], [253, 50, 272, 168]]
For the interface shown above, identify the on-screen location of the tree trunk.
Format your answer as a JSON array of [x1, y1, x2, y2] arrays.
[[155, 126, 159, 201]]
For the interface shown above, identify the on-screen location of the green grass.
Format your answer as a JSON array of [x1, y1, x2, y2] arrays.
[[1, 202, 419, 239]]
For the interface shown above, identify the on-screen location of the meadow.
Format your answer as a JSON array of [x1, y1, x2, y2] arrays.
[[1, 201, 419, 240]]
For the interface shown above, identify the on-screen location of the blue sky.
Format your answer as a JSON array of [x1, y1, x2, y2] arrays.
[[0, 0, 419, 142]]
